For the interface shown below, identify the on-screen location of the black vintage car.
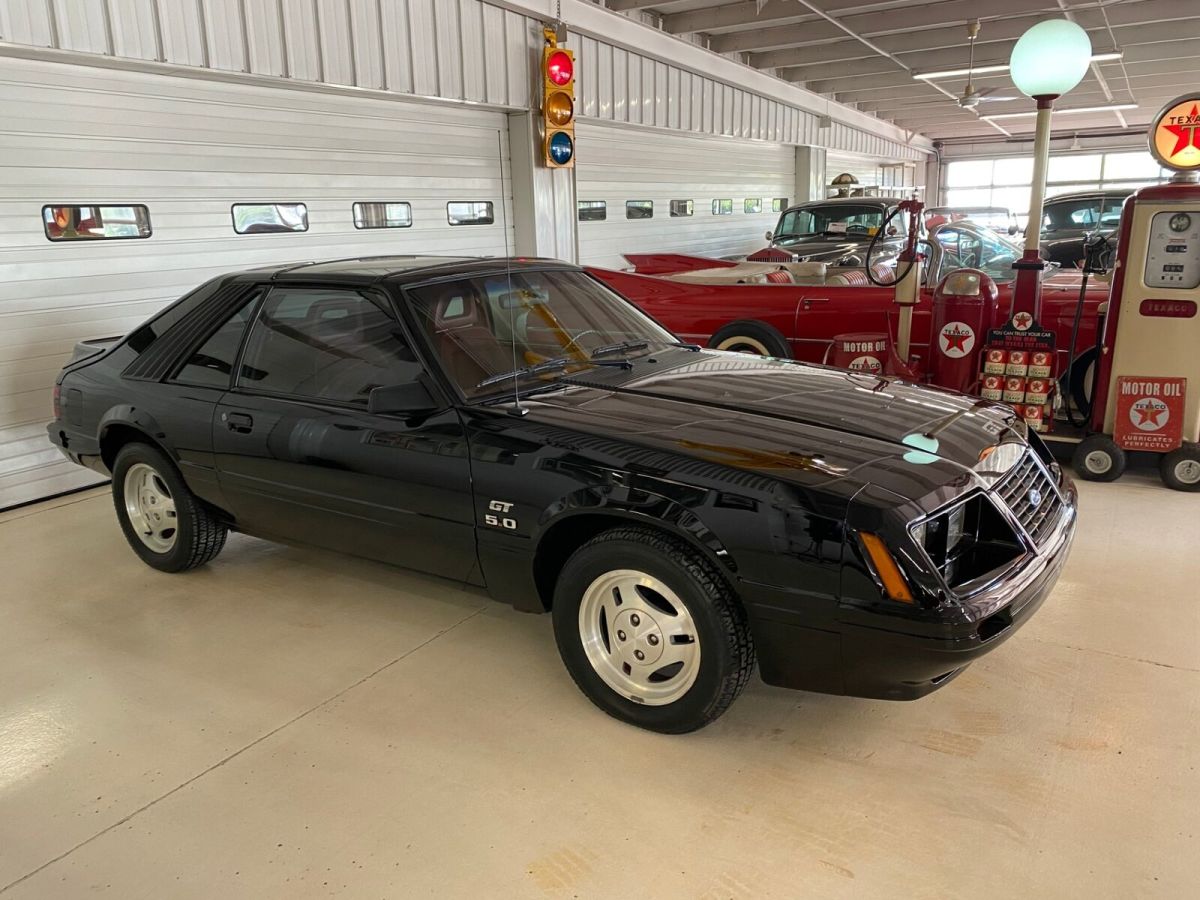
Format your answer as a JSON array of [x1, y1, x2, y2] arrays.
[[48, 257, 1077, 732], [748, 197, 912, 266], [1040, 189, 1131, 268]]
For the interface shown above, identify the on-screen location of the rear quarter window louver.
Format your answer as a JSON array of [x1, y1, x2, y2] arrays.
[[123, 282, 254, 381]]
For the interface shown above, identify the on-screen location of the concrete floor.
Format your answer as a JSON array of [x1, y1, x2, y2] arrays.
[[0, 476, 1195, 899]]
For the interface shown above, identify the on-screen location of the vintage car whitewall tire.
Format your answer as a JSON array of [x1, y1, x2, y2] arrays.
[[710, 322, 791, 358], [552, 525, 754, 733], [112, 442, 229, 572]]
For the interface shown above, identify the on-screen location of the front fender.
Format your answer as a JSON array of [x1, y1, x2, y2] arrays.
[[478, 479, 737, 614]]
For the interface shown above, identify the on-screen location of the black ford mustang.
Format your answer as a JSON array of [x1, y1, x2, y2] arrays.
[[48, 256, 1077, 732]]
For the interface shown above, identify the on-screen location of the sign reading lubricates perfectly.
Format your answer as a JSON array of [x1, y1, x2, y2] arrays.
[[1149, 94, 1200, 173], [1113, 376, 1187, 452]]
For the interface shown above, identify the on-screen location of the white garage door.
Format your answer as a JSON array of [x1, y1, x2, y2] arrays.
[[0, 56, 514, 509], [575, 122, 794, 269]]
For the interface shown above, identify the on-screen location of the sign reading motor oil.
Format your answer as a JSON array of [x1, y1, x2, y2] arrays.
[[1113, 376, 1187, 452], [1149, 95, 1200, 173]]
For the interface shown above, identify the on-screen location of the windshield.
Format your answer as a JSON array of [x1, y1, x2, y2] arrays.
[[931, 224, 1023, 284], [773, 204, 892, 245], [407, 269, 677, 399]]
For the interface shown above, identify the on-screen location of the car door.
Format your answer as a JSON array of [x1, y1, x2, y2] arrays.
[[211, 284, 479, 583]]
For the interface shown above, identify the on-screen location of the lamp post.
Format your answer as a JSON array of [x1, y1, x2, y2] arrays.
[[1008, 19, 1093, 319]]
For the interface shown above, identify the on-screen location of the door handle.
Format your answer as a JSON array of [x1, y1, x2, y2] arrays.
[[802, 297, 830, 308], [223, 412, 254, 434]]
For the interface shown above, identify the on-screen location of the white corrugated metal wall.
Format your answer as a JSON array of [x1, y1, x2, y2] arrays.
[[0, 55, 516, 508], [0, 0, 930, 507], [575, 123, 794, 268]]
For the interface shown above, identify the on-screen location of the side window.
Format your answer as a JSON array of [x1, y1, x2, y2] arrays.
[[173, 293, 260, 388], [237, 288, 419, 405]]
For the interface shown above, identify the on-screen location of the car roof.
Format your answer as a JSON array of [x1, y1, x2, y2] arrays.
[[1044, 189, 1131, 203], [232, 255, 579, 287]]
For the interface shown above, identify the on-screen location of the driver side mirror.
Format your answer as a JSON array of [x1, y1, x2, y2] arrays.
[[764, 230, 773, 241], [368, 378, 440, 416], [1008, 224, 1019, 235]]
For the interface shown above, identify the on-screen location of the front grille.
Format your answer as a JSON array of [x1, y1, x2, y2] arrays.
[[994, 452, 1062, 545]]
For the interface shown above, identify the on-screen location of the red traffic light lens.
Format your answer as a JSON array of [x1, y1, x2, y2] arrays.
[[547, 50, 573, 86]]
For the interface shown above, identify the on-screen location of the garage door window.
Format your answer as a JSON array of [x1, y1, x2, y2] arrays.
[[43, 205, 151, 241], [237, 288, 419, 406], [232, 203, 308, 234], [772, 198, 788, 212], [626, 201, 653, 220], [712, 199, 733, 216], [744, 198, 762, 214], [448, 202, 495, 226], [353, 202, 412, 229], [578, 201, 607, 221], [670, 200, 693, 217]]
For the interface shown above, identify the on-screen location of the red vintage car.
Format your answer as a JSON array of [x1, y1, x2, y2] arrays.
[[588, 221, 1108, 405]]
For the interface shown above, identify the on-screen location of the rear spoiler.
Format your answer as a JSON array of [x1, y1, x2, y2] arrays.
[[57, 337, 122, 383]]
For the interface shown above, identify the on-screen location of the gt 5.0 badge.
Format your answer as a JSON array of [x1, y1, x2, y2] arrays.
[[485, 500, 517, 530]]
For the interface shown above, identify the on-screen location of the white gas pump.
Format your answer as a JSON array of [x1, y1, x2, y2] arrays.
[[1071, 94, 1200, 491]]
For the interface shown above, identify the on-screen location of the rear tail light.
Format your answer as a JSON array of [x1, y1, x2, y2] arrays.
[[52, 384, 61, 420]]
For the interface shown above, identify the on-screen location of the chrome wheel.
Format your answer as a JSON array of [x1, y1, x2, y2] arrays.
[[577, 569, 701, 706], [123, 462, 178, 553], [1083, 449, 1113, 475]]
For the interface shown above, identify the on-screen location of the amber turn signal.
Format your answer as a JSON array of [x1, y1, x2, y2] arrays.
[[859, 532, 915, 604]]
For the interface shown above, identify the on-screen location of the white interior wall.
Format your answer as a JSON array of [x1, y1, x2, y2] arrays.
[[0, 55, 514, 508], [574, 123, 794, 269]]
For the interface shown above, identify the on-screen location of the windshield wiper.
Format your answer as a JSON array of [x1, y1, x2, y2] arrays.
[[475, 356, 629, 391], [590, 340, 650, 358]]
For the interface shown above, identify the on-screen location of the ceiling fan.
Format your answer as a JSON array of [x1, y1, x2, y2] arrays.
[[957, 20, 1020, 109]]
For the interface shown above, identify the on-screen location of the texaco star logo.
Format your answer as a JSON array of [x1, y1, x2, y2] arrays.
[[1129, 397, 1169, 431], [1012, 312, 1033, 332], [939, 321, 976, 358], [849, 355, 883, 373], [1164, 104, 1200, 158]]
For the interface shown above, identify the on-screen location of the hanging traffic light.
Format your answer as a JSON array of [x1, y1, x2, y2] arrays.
[[542, 36, 575, 168]]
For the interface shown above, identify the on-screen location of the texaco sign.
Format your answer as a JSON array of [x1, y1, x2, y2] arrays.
[[1150, 94, 1200, 173]]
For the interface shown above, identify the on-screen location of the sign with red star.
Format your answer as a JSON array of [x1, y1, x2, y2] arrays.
[[938, 321, 975, 358], [1012, 312, 1033, 332], [1151, 95, 1200, 172], [1113, 376, 1186, 452]]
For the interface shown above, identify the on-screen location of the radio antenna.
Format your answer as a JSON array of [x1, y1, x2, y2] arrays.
[[497, 128, 527, 416]]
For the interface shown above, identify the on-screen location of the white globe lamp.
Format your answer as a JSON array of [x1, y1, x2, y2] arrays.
[[1007, 19, 1093, 320]]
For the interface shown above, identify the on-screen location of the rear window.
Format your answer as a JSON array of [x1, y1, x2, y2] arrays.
[[43, 205, 151, 241]]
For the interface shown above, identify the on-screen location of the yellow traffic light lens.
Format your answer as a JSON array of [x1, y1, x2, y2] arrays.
[[546, 91, 573, 126]]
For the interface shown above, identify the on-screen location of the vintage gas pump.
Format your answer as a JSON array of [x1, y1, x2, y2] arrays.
[[1070, 94, 1200, 491], [865, 197, 925, 375]]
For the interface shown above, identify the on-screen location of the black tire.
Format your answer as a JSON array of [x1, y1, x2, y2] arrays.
[[551, 526, 755, 734], [710, 321, 791, 358], [1062, 347, 1098, 420], [111, 442, 228, 572], [1159, 443, 1200, 492], [1071, 434, 1126, 482]]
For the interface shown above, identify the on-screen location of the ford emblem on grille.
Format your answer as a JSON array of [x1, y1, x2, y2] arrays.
[[1028, 488, 1042, 508]]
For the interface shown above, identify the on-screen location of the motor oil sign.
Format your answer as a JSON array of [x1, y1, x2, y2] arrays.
[[1113, 376, 1186, 451]]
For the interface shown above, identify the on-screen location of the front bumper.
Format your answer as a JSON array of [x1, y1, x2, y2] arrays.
[[746, 475, 1078, 700]]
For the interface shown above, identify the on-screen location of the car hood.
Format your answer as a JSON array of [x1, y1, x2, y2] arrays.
[[517, 352, 1022, 510]]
